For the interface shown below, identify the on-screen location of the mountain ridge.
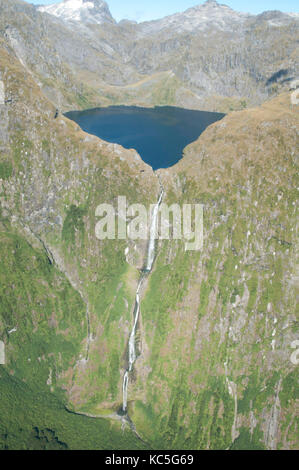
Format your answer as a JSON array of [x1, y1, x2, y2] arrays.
[[0, 0, 296, 113], [36, 0, 298, 27]]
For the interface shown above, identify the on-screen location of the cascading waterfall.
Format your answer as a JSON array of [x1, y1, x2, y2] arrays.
[[146, 190, 164, 272], [122, 188, 164, 413], [122, 371, 129, 412], [128, 284, 142, 370]]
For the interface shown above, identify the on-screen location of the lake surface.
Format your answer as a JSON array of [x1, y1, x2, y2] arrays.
[[65, 106, 225, 170]]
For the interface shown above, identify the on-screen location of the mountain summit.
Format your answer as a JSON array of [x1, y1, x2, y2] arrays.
[[38, 0, 115, 24], [137, 0, 252, 34]]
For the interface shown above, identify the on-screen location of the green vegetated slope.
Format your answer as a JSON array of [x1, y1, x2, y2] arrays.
[[0, 368, 146, 450], [0, 227, 85, 392], [0, 42, 157, 448], [0, 30, 298, 449], [129, 93, 299, 450], [0, 230, 145, 450]]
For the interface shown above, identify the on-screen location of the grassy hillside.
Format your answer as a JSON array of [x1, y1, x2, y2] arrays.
[[129, 93, 299, 449]]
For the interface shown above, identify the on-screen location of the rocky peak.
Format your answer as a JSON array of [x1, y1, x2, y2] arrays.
[[138, 1, 251, 35], [38, 0, 115, 25], [184, 0, 250, 19], [202, 0, 225, 7]]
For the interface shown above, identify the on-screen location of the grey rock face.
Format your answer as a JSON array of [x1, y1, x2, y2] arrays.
[[136, 0, 252, 36], [0, 80, 4, 104], [0, 0, 298, 112], [0, 79, 8, 150]]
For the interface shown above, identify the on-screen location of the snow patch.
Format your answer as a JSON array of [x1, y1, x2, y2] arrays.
[[38, 0, 114, 25], [40, 1, 94, 22]]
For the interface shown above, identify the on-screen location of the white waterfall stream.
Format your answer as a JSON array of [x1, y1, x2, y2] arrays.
[[122, 371, 129, 412], [146, 190, 164, 272], [122, 189, 163, 413]]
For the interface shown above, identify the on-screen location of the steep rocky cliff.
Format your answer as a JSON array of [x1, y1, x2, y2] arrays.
[[132, 92, 298, 449], [0, 0, 298, 451], [0, 37, 157, 449]]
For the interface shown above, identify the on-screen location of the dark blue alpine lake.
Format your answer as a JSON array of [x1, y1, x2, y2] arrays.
[[65, 106, 225, 170]]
